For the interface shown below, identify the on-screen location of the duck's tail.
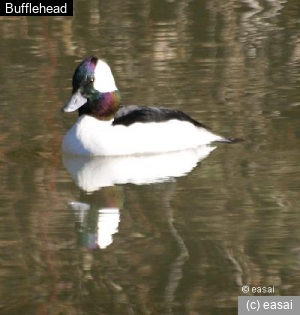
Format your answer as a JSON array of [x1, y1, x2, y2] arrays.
[[216, 137, 245, 144]]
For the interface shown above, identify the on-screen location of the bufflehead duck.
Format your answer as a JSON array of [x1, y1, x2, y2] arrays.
[[62, 56, 239, 156]]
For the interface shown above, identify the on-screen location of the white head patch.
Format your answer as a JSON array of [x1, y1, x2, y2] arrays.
[[93, 60, 117, 93]]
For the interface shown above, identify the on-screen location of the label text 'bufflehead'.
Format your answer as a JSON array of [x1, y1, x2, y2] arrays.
[[2, 1, 73, 16]]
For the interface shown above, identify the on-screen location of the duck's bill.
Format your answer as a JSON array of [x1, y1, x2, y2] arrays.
[[62, 90, 87, 112]]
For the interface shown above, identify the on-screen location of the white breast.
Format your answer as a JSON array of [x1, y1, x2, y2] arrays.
[[62, 115, 223, 156]]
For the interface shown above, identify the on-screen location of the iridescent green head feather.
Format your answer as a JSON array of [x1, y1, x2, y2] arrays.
[[63, 56, 119, 113]]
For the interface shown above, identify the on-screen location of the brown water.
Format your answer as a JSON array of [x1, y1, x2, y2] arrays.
[[1, 0, 300, 314]]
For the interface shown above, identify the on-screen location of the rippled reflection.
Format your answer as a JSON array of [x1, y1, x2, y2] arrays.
[[69, 201, 120, 249], [63, 146, 216, 191], [63, 147, 215, 254]]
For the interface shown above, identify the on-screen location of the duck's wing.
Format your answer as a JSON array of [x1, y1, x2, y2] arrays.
[[112, 105, 209, 129]]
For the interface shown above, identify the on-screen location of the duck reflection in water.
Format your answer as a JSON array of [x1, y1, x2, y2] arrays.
[[64, 146, 216, 250], [63, 145, 216, 191], [64, 148, 216, 314], [64, 145, 215, 250], [68, 198, 121, 250]]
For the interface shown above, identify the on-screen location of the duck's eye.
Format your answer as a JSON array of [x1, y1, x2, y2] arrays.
[[88, 77, 94, 84]]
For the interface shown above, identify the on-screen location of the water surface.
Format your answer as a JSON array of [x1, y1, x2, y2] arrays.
[[1, 1, 300, 314]]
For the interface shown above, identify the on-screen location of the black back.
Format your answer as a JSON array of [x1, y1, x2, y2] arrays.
[[112, 105, 209, 129]]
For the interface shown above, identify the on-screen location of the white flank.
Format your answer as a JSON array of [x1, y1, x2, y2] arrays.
[[62, 115, 224, 156], [93, 60, 117, 93]]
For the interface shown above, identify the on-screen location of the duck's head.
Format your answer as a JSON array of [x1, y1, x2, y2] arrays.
[[62, 56, 119, 115]]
